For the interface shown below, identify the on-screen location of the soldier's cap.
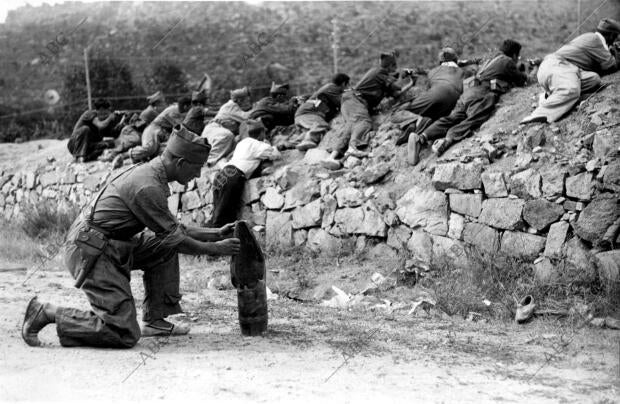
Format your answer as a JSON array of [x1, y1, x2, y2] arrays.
[[597, 18, 620, 35], [269, 82, 289, 95], [147, 91, 165, 105], [380, 50, 399, 68], [191, 89, 208, 103], [183, 106, 206, 135], [165, 124, 211, 164], [439, 47, 458, 63], [231, 86, 251, 100]]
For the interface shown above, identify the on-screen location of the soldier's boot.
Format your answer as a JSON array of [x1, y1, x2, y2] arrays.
[[22, 297, 56, 347]]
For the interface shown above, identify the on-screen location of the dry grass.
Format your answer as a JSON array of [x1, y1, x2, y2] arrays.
[[19, 200, 79, 240], [0, 221, 46, 264], [0, 200, 79, 265], [422, 245, 620, 321]]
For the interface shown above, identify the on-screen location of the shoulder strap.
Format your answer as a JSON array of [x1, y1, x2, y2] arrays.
[[88, 163, 142, 222]]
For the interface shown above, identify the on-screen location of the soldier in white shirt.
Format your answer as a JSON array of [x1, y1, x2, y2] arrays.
[[201, 87, 252, 166], [208, 119, 281, 227], [521, 18, 620, 124]]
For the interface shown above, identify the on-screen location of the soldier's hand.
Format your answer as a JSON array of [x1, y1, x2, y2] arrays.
[[214, 238, 240, 255], [218, 222, 236, 238]]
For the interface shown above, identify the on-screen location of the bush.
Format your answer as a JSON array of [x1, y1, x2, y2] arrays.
[[19, 200, 79, 241], [148, 61, 189, 97]]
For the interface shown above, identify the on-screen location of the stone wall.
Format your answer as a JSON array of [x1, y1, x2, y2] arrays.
[[1, 137, 618, 287]]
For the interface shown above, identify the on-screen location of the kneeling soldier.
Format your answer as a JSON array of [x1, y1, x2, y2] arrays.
[[22, 114, 240, 348]]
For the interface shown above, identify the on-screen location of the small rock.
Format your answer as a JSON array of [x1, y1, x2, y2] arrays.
[[585, 159, 600, 172], [396, 186, 449, 236], [432, 162, 482, 191], [261, 187, 285, 210], [523, 199, 564, 231], [544, 221, 569, 258], [360, 163, 391, 185], [510, 169, 542, 199], [481, 171, 508, 197], [573, 195, 619, 246], [595, 250, 620, 284], [533, 257, 557, 284], [541, 167, 566, 199], [334, 187, 363, 208], [565, 172, 594, 201], [500, 231, 546, 259], [303, 148, 331, 165], [478, 198, 525, 230], [292, 199, 322, 229], [447, 213, 465, 240], [463, 222, 500, 253]]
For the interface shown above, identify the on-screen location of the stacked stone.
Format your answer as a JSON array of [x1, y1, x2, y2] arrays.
[[1, 135, 617, 288], [0, 162, 112, 221]]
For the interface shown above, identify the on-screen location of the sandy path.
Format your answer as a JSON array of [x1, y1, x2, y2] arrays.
[[0, 260, 618, 403]]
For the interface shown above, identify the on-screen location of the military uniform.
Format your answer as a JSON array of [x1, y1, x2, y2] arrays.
[[248, 96, 297, 132], [421, 53, 527, 150], [401, 63, 464, 121], [522, 23, 619, 123], [337, 66, 400, 154], [114, 105, 161, 154], [67, 110, 118, 161], [55, 157, 186, 347], [209, 121, 279, 227], [130, 104, 185, 163], [294, 82, 345, 146], [202, 98, 251, 166]]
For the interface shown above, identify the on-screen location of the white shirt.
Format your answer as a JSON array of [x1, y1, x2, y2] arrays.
[[214, 99, 251, 123], [595, 31, 609, 51], [228, 137, 280, 178]]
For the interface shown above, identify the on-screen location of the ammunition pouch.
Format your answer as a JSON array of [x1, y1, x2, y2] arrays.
[[73, 225, 109, 288]]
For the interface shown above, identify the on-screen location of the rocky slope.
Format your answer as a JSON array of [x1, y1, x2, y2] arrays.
[[1, 73, 619, 288]]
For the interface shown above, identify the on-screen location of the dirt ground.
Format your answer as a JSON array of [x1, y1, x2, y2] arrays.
[[0, 254, 618, 403], [0, 139, 71, 174]]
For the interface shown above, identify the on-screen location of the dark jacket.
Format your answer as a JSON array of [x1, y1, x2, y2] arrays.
[[295, 82, 344, 121]]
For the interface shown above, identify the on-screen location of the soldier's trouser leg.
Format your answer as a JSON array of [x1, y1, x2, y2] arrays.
[[295, 113, 330, 144], [422, 97, 468, 142], [131, 232, 183, 322], [579, 70, 602, 95], [67, 126, 95, 159], [56, 240, 140, 348], [209, 166, 247, 228], [445, 89, 497, 144], [343, 94, 372, 150], [528, 56, 581, 123]]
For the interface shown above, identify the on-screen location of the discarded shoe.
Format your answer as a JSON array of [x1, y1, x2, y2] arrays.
[[22, 296, 52, 347], [321, 158, 342, 171], [141, 319, 190, 337], [515, 295, 536, 323], [296, 140, 318, 151]]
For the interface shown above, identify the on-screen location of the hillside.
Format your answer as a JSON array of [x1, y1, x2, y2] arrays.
[[1, 70, 618, 319], [1, 0, 619, 141]]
